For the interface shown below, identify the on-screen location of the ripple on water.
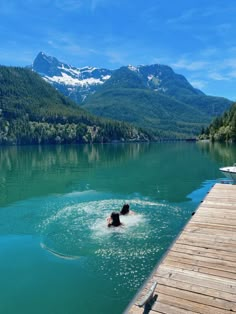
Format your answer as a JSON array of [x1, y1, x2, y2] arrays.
[[39, 196, 181, 278]]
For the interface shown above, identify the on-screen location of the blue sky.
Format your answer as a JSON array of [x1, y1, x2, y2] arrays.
[[1, 0, 236, 100]]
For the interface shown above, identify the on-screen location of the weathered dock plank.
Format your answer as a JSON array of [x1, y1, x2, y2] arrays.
[[125, 183, 236, 313]]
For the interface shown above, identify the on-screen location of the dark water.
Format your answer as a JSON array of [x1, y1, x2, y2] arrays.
[[0, 142, 235, 314]]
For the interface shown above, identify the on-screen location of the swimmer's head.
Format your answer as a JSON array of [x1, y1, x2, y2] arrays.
[[120, 204, 130, 215], [110, 212, 121, 227]]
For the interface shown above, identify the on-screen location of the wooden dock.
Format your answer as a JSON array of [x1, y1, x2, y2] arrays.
[[126, 183, 236, 314]]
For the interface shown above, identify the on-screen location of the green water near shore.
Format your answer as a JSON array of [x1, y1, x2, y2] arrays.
[[0, 142, 235, 313]]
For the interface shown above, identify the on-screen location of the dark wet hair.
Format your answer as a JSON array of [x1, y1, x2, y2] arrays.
[[120, 204, 130, 215], [108, 212, 121, 227]]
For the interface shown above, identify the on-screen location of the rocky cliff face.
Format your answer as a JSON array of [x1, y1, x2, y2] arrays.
[[32, 52, 112, 103]]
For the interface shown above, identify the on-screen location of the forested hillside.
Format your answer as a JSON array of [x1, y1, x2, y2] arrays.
[[0, 66, 152, 145], [199, 102, 236, 142], [32, 53, 232, 139], [83, 66, 232, 138]]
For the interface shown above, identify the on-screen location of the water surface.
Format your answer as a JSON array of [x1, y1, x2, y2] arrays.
[[0, 142, 235, 313]]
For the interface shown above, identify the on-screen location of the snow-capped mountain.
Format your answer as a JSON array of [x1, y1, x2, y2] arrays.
[[31, 52, 112, 103], [32, 52, 203, 104], [31, 52, 232, 138]]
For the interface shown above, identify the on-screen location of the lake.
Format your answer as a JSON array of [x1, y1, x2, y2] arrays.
[[0, 142, 235, 314]]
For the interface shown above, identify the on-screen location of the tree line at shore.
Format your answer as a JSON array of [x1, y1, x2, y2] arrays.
[[0, 65, 235, 145], [0, 66, 152, 145], [199, 102, 236, 142]]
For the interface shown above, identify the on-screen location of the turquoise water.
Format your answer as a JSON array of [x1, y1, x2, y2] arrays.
[[0, 142, 235, 313]]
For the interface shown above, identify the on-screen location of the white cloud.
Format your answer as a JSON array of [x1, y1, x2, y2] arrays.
[[200, 48, 218, 57], [90, 0, 109, 11], [189, 80, 207, 89], [201, 6, 235, 17], [228, 46, 236, 53], [54, 0, 118, 12], [47, 35, 82, 56], [208, 72, 229, 81], [227, 70, 236, 78], [166, 9, 197, 25], [105, 50, 129, 65], [171, 59, 208, 71], [152, 57, 170, 65], [53, 0, 82, 11], [215, 23, 232, 36], [222, 58, 236, 69]]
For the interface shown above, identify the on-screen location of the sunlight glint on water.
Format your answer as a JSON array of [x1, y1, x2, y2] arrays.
[[0, 142, 235, 313]]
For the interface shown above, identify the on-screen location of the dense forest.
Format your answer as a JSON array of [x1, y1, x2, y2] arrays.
[[199, 102, 236, 142], [0, 66, 152, 145], [83, 66, 232, 138]]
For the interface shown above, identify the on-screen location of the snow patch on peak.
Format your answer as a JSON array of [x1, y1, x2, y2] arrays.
[[81, 66, 97, 73], [66, 67, 81, 76], [148, 75, 154, 81], [44, 73, 109, 87], [102, 75, 111, 80], [128, 65, 138, 72]]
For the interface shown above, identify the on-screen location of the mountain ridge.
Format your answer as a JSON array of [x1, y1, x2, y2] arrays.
[[31, 52, 205, 102], [31, 52, 233, 138], [32, 52, 112, 103], [82, 65, 232, 137], [0, 65, 152, 145]]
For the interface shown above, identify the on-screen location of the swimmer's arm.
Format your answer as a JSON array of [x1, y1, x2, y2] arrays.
[[107, 217, 112, 227]]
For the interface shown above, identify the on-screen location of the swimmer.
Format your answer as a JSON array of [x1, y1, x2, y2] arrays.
[[107, 212, 123, 227], [120, 204, 135, 215]]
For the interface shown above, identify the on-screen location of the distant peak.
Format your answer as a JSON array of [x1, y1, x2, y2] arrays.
[[35, 52, 59, 62], [128, 65, 139, 72], [33, 52, 61, 76], [36, 51, 47, 58]]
